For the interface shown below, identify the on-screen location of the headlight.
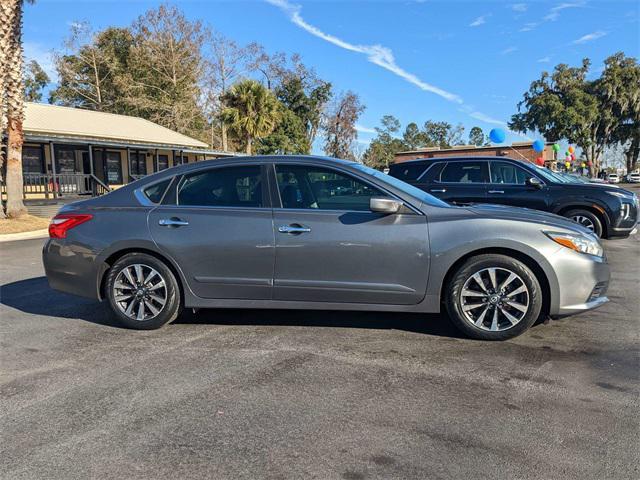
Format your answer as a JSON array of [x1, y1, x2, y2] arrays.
[[544, 231, 604, 257], [606, 190, 633, 199]]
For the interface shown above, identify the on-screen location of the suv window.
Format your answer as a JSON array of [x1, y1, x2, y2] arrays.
[[489, 161, 529, 185], [439, 161, 485, 183], [275, 165, 385, 211], [388, 163, 427, 182], [178, 165, 263, 207]]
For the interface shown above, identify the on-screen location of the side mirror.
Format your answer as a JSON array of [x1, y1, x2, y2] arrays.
[[526, 177, 543, 189], [370, 197, 403, 214]]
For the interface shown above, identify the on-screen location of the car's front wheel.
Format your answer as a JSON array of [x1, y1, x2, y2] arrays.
[[445, 254, 542, 340], [563, 208, 604, 238], [106, 252, 182, 330]]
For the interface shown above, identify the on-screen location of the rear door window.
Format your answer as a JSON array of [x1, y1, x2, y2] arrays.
[[178, 165, 264, 208], [439, 161, 487, 183]]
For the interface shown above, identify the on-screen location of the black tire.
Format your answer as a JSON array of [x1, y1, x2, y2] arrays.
[[445, 254, 542, 341], [563, 208, 604, 238], [106, 252, 182, 330]]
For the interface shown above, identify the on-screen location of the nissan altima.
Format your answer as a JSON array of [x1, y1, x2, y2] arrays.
[[43, 156, 610, 340]]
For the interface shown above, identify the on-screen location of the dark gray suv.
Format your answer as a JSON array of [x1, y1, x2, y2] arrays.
[[43, 156, 610, 340]]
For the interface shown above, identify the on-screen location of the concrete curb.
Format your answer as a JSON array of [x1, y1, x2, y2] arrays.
[[0, 229, 49, 243]]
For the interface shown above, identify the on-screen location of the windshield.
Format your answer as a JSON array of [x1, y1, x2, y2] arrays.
[[353, 163, 450, 208]]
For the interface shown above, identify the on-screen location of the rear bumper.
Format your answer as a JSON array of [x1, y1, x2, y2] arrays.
[[43, 239, 102, 300]]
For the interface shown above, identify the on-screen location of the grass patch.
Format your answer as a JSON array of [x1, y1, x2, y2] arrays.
[[0, 215, 50, 235]]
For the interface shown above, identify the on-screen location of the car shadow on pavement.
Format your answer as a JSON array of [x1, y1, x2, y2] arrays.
[[1, 276, 464, 338]]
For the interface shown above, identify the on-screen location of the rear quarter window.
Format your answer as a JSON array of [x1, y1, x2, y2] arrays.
[[143, 179, 172, 204]]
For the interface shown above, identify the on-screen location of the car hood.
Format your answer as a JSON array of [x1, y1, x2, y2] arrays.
[[557, 182, 634, 195], [464, 203, 593, 235]]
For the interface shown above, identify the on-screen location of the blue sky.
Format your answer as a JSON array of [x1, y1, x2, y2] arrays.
[[24, 0, 639, 150]]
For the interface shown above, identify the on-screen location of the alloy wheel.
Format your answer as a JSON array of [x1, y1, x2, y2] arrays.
[[459, 267, 530, 331], [113, 263, 167, 321], [571, 215, 595, 232]]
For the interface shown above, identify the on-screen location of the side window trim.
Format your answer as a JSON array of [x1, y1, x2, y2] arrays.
[[173, 163, 271, 209], [272, 163, 414, 213], [435, 161, 488, 184]]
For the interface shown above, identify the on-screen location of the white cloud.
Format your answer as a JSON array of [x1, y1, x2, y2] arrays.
[[572, 30, 607, 44], [544, 2, 585, 22], [537, 56, 552, 63], [519, 22, 538, 32], [266, 0, 520, 134], [469, 14, 490, 27], [265, 0, 462, 104], [355, 124, 376, 134], [501, 46, 518, 55], [511, 3, 528, 12]]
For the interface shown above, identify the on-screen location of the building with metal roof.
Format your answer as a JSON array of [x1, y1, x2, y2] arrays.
[[9, 102, 239, 202]]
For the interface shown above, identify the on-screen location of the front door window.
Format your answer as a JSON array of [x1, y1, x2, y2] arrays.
[[275, 164, 385, 211]]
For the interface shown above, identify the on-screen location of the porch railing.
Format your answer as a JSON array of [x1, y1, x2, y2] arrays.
[[0, 173, 112, 199]]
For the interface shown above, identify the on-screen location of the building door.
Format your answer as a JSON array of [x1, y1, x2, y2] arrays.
[[129, 151, 147, 180], [105, 151, 123, 185]]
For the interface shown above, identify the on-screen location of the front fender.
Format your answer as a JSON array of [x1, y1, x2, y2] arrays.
[[426, 218, 561, 314]]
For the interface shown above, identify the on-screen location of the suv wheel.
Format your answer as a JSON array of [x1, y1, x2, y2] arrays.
[[563, 208, 604, 238], [445, 254, 542, 340], [106, 253, 182, 330]]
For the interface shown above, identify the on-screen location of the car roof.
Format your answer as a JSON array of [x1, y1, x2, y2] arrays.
[[158, 154, 358, 176], [392, 156, 527, 165]]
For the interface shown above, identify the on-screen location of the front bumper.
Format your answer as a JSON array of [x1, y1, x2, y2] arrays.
[[547, 247, 610, 317]]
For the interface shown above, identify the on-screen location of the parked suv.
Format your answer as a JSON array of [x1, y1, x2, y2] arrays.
[[389, 157, 638, 238]]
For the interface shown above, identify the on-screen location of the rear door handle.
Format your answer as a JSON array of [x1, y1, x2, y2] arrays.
[[488, 190, 504, 194], [278, 224, 311, 234], [430, 188, 446, 193], [159, 217, 189, 227]]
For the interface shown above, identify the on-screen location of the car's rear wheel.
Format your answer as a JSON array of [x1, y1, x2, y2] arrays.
[[445, 254, 542, 340], [106, 253, 181, 329], [563, 208, 604, 238]]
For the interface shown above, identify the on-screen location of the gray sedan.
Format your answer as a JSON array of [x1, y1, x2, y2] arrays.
[[43, 156, 610, 340]]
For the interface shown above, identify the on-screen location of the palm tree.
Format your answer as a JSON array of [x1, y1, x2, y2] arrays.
[[1, 0, 32, 218], [221, 79, 281, 155]]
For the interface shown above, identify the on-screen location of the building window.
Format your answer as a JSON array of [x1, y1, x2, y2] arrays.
[[157, 154, 169, 171], [129, 151, 147, 177], [55, 145, 81, 174], [105, 151, 123, 184], [22, 146, 44, 174]]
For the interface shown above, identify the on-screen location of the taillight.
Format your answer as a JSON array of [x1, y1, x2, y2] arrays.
[[49, 214, 93, 239]]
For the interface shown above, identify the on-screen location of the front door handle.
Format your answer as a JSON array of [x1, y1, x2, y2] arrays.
[[430, 188, 446, 193], [159, 217, 189, 227], [278, 224, 311, 234], [488, 190, 505, 194]]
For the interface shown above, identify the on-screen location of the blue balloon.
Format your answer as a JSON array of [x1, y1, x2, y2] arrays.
[[489, 128, 506, 143], [532, 139, 545, 152]]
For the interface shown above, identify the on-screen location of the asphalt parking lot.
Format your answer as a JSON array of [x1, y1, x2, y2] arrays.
[[1, 221, 639, 479]]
